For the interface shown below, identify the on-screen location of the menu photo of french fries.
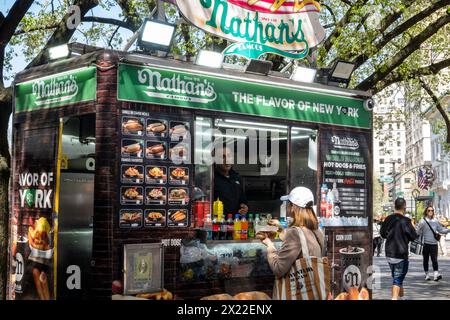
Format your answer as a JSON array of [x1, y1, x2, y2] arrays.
[[146, 165, 167, 185], [169, 167, 189, 185], [119, 209, 143, 228], [120, 186, 144, 205], [144, 209, 166, 227], [122, 116, 144, 136], [145, 187, 167, 205], [121, 165, 144, 183], [168, 209, 188, 227]]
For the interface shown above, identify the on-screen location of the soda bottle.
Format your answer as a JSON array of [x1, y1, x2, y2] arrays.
[[219, 213, 227, 240], [248, 214, 255, 239], [212, 214, 220, 240], [233, 214, 241, 240], [240, 214, 248, 240], [226, 214, 234, 240], [204, 213, 213, 240]]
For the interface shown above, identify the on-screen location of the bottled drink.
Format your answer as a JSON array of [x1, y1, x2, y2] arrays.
[[326, 190, 334, 218], [219, 213, 227, 240], [332, 182, 340, 216], [233, 214, 241, 240], [212, 214, 220, 240], [248, 214, 255, 239], [240, 214, 248, 240], [226, 214, 234, 240], [204, 213, 213, 240], [254, 214, 261, 229]]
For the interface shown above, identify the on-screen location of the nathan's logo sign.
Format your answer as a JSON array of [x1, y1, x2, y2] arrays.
[[331, 136, 360, 150], [137, 68, 217, 104], [15, 67, 96, 113], [176, 0, 325, 51], [32, 75, 78, 106]]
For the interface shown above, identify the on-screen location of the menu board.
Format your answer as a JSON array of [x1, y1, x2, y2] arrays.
[[320, 130, 370, 227], [118, 109, 192, 229]]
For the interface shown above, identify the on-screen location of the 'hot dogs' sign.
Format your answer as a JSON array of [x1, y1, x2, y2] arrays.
[[176, 0, 325, 52]]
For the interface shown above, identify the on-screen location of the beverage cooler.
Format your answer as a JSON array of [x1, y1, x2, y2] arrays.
[[7, 49, 373, 300]]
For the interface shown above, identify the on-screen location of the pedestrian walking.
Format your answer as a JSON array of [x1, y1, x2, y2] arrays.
[[380, 198, 418, 300], [373, 216, 383, 257], [438, 216, 448, 257], [417, 207, 450, 281]]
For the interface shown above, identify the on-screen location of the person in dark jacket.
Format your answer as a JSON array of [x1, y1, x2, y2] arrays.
[[380, 198, 418, 300]]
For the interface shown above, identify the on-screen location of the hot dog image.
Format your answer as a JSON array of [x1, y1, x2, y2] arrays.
[[121, 142, 142, 155], [170, 124, 188, 136], [169, 210, 187, 222], [170, 144, 189, 159], [147, 122, 167, 133], [146, 143, 166, 158], [122, 118, 144, 133], [33, 268, 50, 300]]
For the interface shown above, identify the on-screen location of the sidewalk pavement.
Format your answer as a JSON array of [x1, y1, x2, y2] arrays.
[[372, 254, 450, 300]]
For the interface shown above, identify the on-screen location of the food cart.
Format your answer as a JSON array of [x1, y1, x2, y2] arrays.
[[7, 48, 373, 300]]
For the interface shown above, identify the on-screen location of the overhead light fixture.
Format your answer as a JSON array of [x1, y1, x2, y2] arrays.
[[48, 44, 70, 60], [290, 66, 317, 83], [328, 60, 356, 86], [245, 59, 273, 76], [138, 19, 176, 53], [194, 50, 224, 69]]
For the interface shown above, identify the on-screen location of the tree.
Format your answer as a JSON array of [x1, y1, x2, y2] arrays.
[[1, 0, 449, 299], [373, 175, 386, 217]]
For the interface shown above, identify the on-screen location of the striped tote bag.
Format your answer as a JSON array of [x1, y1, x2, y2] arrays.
[[273, 227, 331, 300]]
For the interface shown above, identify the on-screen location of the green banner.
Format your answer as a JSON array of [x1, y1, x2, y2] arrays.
[[15, 67, 97, 113], [223, 42, 309, 60], [118, 64, 371, 129]]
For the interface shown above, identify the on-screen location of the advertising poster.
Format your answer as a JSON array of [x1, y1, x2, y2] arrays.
[[319, 130, 370, 227]]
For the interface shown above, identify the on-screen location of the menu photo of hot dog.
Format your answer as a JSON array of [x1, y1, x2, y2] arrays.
[[121, 139, 144, 159], [120, 186, 144, 205], [168, 209, 188, 227], [122, 116, 144, 136], [169, 121, 189, 141], [145, 187, 167, 205], [168, 187, 189, 205], [169, 167, 189, 185], [119, 209, 143, 228], [169, 142, 190, 162], [144, 209, 166, 227], [146, 119, 168, 138], [146, 166, 167, 185], [146, 141, 166, 160], [121, 165, 144, 184]]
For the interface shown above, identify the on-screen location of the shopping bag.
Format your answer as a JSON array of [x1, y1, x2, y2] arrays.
[[410, 237, 424, 255], [273, 227, 331, 300]]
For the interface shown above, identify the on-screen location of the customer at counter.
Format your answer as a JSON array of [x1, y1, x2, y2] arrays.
[[213, 146, 248, 215], [259, 187, 326, 300]]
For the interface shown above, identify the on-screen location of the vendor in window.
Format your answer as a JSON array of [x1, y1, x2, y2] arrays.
[[213, 146, 248, 215]]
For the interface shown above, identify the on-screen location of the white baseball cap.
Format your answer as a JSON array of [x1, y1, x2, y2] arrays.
[[280, 187, 315, 208]]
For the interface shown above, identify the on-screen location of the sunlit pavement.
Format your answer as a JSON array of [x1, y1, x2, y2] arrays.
[[372, 253, 450, 300]]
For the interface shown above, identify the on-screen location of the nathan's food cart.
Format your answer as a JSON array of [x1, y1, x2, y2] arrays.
[[7, 49, 373, 300]]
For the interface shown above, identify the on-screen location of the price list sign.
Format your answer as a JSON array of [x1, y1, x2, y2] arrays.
[[320, 131, 370, 227]]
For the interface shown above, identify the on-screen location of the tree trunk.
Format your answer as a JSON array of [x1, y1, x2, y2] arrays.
[[0, 156, 9, 300], [0, 93, 12, 300]]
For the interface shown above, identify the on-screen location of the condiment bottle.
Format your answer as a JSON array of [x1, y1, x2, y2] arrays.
[[248, 214, 255, 239]]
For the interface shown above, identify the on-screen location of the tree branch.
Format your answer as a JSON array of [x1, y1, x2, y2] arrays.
[[420, 78, 450, 144], [353, 0, 450, 68], [374, 58, 450, 93], [81, 16, 137, 31], [115, 0, 142, 31], [27, 0, 99, 68], [355, 13, 450, 92]]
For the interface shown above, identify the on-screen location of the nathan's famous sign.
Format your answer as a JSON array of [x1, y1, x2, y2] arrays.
[[176, 0, 325, 53]]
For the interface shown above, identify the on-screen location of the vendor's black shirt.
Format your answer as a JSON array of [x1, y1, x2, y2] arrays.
[[213, 168, 247, 215]]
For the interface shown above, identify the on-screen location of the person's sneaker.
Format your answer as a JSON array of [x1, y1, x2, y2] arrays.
[[399, 296, 407, 300], [425, 273, 431, 281], [434, 272, 442, 281]]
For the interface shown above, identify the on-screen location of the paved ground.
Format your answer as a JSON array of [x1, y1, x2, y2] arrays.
[[372, 241, 450, 300]]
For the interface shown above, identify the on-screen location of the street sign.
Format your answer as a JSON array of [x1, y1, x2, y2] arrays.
[[381, 176, 393, 183]]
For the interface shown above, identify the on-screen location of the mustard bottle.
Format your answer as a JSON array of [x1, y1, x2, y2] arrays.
[[213, 198, 223, 217]]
